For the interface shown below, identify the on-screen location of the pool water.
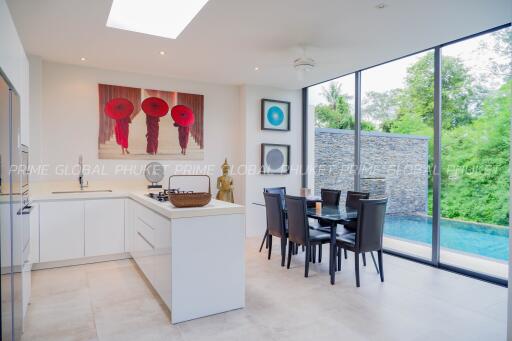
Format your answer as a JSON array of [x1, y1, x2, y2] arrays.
[[384, 215, 509, 261]]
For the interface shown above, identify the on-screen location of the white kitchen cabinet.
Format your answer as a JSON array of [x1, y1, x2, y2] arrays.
[[84, 199, 125, 257], [130, 201, 171, 306], [0, 203, 10, 268], [124, 199, 133, 253], [132, 207, 156, 284], [39, 201, 84, 262], [153, 218, 172, 308], [29, 203, 39, 263]]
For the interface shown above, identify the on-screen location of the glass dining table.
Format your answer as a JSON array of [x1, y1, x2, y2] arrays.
[[253, 201, 358, 285]]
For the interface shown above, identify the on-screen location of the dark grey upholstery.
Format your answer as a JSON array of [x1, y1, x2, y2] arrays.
[[344, 191, 370, 231], [264, 187, 286, 206], [285, 195, 330, 277], [346, 191, 370, 209], [316, 189, 342, 228], [321, 188, 341, 207], [263, 192, 286, 238], [336, 198, 388, 287], [259, 187, 287, 253], [263, 192, 288, 266]]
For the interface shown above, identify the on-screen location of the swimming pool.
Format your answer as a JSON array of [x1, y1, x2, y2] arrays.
[[384, 215, 509, 261]]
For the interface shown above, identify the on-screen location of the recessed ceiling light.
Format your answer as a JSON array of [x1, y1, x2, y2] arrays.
[[106, 0, 210, 39], [376, 3, 387, 9], [159, 51, 166, 55], [254, 67, 259, 71], [80, 57, 86, 61]]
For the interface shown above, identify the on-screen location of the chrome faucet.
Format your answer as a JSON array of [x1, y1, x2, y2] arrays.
[[78, 155, 88, 190]]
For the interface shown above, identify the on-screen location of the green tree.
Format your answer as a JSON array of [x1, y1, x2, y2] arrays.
[[405, 52, 476, 129], [315, 95, 354, 129], [362, 89, 402, 129], [315, 82, 354, 128], [321, 82, 347, 110], [481, 27, 512, 81], [440, 81, 510, 225]]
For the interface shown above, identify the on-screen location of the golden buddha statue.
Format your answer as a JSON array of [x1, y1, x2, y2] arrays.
[[216, 158, 234, 203]]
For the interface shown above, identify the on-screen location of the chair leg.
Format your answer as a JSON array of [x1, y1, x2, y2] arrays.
[[267, 235, 272, 260], [287, 241, 293, 269], [370, 251, 379, 274], [312, 245, 316, 263], [337, 247, 342, 271], [258, 230, 268, 252], [378, 250, 384, 282], [344, 249, 347, 259], [280, 238, 286, 267], [362, 253, 366, 267], [318, 244, 322, 263], [354, 251, 360, 287], [304, 246, 310, 277]]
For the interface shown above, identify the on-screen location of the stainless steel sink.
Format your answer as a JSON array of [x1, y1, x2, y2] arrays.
[[52, 189, 113, 194]]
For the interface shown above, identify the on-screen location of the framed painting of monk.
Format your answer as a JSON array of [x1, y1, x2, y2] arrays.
[[98, 83, 204, 160]]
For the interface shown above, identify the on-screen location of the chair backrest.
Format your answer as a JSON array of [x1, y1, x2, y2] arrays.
[[263, 192, 286, 238], [320, 188, 341, 207], [356, 198, 388, 252], [264, 187, 286, 207], [284, 195, 309, 245], [346, 191, 370, 209]]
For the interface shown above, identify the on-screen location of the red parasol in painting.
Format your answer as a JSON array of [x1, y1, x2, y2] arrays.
[[142, 97, 169, 117], [104, 98, 134, 119], [171, 105, 195, 155], [104, 98, 134, 149], [142, 97, 169, 155], [171, 105, 195, 127]]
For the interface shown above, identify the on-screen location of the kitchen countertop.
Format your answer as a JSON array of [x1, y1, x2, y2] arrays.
[[30, 181, 245, 219]]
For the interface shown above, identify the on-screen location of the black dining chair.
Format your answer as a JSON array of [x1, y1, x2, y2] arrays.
[[263, 192, 288, 266], [341, 191, 370, 263], [259, 187, 286, 252], [321, 188, 341, 207], [285, 195, 330, 277], [336, 198, 388, 287], [311, 188, 342, 261]]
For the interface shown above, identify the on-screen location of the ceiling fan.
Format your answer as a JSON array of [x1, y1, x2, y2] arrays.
[[257, 45, 318, 80], [292, 46, 316, 80]]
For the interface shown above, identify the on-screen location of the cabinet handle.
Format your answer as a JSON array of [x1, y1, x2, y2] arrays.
[[137, 231, 155, 249]]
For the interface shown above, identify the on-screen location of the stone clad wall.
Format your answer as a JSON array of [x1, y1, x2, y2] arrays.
[[314, 128, 429, 214]]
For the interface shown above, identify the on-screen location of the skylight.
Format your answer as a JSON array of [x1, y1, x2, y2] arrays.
[[106, 0, 209, 39]]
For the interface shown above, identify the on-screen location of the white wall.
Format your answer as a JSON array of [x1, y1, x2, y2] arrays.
[[0, 0, 29, 144], [28, 57, 307, 230], [240, 85, 302, 237], [29, 59, 244, 204]]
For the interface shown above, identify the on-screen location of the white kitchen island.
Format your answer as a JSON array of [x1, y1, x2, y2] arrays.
[[30, 185, 246, 324]]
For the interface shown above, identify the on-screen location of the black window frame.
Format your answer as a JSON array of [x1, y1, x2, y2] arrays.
[[302, 22, 511, 287]]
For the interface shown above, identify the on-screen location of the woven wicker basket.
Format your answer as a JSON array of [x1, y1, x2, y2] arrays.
[[168, 175, 212, 208]]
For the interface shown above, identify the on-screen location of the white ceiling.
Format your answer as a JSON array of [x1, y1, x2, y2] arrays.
[[7, 0, 511, 89]]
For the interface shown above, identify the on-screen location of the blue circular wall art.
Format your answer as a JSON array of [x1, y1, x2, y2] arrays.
[[266, 148, 285, 170], [266, 106, 284, 126], [262, 99, 289, 131]]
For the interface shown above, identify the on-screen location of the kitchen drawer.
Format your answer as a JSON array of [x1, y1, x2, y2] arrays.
[[134, 215, 155, 247], [133, 226, 155, 283], [135, 204, 169, 235]]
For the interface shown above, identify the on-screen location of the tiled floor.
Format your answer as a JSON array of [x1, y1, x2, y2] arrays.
[[22, 238, 508, 341]]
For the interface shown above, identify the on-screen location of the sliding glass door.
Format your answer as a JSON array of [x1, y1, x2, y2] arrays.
[[308, 74, 355, 204], [360, 51, 434, 261], [304, 24, 510, 284], [439, 27, 510, 280]]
